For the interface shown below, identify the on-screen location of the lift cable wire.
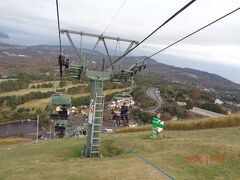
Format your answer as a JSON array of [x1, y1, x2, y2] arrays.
[[56, 0, 64, 78], [107, 133, 175, 180], [56, 0, 62, 54], [143, 6, 240, 62], [102, 0, 127, 35], [104, 0, 196, 69]]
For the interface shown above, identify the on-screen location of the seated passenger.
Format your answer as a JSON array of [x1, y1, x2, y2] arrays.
[[58, 105, 68, 116]]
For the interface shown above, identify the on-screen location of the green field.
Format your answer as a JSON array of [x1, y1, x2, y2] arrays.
[[0, 82, 82, 97], [16, 88, 129, 110], [1, 127, 239, 180]]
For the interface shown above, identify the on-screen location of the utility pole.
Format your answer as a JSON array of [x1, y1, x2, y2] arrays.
[[36, 114, 39, 143], [50, 124, 52, 139]]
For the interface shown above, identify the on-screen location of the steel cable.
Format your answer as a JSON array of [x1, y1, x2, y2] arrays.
[[143, 7, 240, 62], [104, 0, 197, 69]]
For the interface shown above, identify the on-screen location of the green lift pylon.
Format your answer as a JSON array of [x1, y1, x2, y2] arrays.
[[86, 80, 104, 157], [61, 29, 139, 157]]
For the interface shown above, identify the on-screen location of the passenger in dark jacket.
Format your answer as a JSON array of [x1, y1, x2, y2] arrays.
[[121, 102, 129, 126]]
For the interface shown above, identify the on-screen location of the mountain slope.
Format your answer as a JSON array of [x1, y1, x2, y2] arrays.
[[119, 55, 240, 91], [139, 58, 240, 91], [0, 42, 239, 92]]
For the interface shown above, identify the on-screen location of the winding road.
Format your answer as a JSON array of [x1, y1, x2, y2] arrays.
[[144, 87, 162, 113]]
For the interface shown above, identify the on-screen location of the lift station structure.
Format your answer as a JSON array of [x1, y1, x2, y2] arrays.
[[59, 29, 143, 157]]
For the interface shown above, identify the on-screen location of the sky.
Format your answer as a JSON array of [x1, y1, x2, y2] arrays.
[[0, 0, 240, 83]]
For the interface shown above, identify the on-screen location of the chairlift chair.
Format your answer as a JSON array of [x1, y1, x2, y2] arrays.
[[47, 92, 72, 138]]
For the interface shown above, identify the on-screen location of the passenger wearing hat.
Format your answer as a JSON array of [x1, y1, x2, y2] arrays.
[[112, 103, 121, 126]]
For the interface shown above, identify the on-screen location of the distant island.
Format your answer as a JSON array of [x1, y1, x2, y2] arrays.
[[0, 32, 10, 39]]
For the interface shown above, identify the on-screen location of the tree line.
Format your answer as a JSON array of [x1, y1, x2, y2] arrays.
[[67, 85, 90, 94], [71, 91, 123, 106], [0, 80, 29, 92], [31, 82, 53, 88], [0, 91, 55, 109]]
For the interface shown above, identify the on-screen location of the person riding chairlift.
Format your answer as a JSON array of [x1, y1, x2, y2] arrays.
[[112, 103, 121, 126], [121, 102, 129, 126], [58, 105, 69, 116]]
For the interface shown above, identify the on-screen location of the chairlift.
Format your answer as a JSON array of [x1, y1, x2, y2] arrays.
[[46, 92, 71, 138], [109, 92, 135, 108]]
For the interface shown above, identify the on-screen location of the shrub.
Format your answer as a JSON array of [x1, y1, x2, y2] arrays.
[[59, 81, 67, 87], [17, 107, 26, 113], [132, 108, 152, 124], [41, 82, 53, 88], [200, 102, 223, 113], [161, 113, 172, 121], [71, 96, 90, 106], [67, 85, 90, 94], [101, 139, 126, 157]]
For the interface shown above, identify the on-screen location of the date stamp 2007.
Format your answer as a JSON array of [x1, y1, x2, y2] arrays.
[[187, 155, 225, 165]]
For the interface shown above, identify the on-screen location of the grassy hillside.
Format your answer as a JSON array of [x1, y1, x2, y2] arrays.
[[116, 114, 240, 133], [1, 127, 239, 179]]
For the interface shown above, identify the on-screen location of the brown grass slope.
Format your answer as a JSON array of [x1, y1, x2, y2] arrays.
[[116, 114, 240, 133]]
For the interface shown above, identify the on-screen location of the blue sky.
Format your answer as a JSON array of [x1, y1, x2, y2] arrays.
[[0, 0, 240, 83]]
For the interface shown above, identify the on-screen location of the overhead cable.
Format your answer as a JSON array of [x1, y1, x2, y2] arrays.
[[108, 134, 175, 180], [143, 7, 240, 61], [102, 0, 127, 35], [56, 0, 62, 54], [104, 0, 197, 69]]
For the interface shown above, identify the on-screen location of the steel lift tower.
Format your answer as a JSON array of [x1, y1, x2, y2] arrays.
[[60, 29, 140, 157]]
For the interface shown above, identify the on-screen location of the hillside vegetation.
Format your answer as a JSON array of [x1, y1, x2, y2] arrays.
[[115, 114, 240, 133], [0, 127, 239, 179], [0, 75, 130, 123]]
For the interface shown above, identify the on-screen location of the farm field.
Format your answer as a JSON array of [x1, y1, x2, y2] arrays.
[[0, 82, 85, 97], [16, 88, 130, 110]]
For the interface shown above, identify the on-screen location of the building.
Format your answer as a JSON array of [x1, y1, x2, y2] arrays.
[[214, 99, 224, 105]]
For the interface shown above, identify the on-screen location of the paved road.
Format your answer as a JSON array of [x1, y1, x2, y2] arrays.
[[144, 87, 162, 113], [190, 107, 225, 117]]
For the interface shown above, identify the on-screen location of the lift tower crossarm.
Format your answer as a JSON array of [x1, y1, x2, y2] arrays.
[[65, 31, 84, 65], [61, 29, 138, 44], [61, 29, 138, 71], [102, 38, 113, 68]]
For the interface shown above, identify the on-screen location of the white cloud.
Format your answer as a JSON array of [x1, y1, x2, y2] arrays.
[[164, 44, 240, 67]]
